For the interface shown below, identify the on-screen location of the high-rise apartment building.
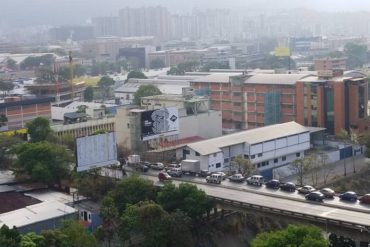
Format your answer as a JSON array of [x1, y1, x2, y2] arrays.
[[91, 17, 119, 37], [118, 7, 170, 41]]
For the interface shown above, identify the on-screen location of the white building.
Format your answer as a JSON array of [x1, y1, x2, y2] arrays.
[[114, 78, 192, 105], [183, 121, 310, 178]]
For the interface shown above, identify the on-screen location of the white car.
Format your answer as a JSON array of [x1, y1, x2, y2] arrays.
[[150, 162, 164, 170], [215, 172, 227, 180], [246, 175, 264, 186], [298, 185, 316, 194]]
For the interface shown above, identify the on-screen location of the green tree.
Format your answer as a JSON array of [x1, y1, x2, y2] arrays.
[[157, 183, 212, 220], [233, 155, 255, 176], [77, 170, 116, 201], [0, 80, 15, 97], [110, 175, 156, 213], [59, 220, 99, 247], [0, 225, 21, 247], [6, 58, 17, 70], [0, 135, 23, 170], [97, 76, 115, 100], [84, 86, 94, 102], [0, 114, 7, 127], [41, 229, 68, 247], [150, 59, 165, 69], [15, 142, 73, 186], [133, 84, 161, 105], [100, 196, 119, 247], [289, 157, 312, 186], [26, 117, 52, 142], [21, 232, 45, 247], [177, 61, 199, 73], [167, 66, 184, 75], [127, 71, 147, 80], [251, 225, 328, 247], [200, 61, 229, 72]]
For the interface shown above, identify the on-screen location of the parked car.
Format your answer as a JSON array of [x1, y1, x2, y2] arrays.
[[206, 173, 222, 184], [167, 168, 182, 177], [280, 182, 296, 192], [320, 188, 336, 198], [134, 163, 149, 172], [228, 173, 245, 183], [215, 172, 227, 180], [359, 194, 370, 204], [265, 179, 281, 189], [246, 175, 264, 186], [150, 162, 164, 170], [339, 191, 358, 202], [141, 161, 152, 167], [199, 169, 212, 177], [165, 163, 180, 170], [305, 191, 325, 202], [298, 185, 316, 194], [158, 172, 172, 182]]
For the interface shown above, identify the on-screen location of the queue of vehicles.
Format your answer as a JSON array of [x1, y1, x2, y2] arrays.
[[127, 155, 370, 205]]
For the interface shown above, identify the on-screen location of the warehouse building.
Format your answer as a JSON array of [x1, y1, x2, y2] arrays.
[[183, 121, 310, 179]]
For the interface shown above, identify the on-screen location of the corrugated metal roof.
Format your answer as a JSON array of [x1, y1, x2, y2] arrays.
[[187, 122, 309, 156], [244, 74, 310, 85], [0, 201, 76, 228], [192, 73, 242, 83]]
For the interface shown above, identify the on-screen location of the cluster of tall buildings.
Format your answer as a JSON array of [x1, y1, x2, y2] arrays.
[[91, 7, 236, 42]]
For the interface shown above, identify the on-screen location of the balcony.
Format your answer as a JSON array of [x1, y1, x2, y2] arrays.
[[232, 96, 243, 102], [232, 105, 244, 112]]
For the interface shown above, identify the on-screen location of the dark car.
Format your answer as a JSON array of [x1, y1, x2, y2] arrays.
[[339, 191, 358, 202], [135, 163, 149, 172], [199, 169, 212, 177], [265, 179, 280, 189], [280, 182, 296, 192], [320, 188, 336, 198], [228, 173, 245, 183], [305, 191, 325, 202], [158, 172, 172, 182], [359, 194, 370, 204]]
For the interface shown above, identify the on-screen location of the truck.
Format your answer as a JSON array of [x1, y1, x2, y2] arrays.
[[181, 159, 201, 175]]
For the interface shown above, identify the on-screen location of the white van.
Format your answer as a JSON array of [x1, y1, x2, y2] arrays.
[[246, 175, 264, 186], [206, 173, 222, 184]]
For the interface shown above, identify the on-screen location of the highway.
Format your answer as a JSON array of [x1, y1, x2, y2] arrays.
[[102, 167, 370, 228]]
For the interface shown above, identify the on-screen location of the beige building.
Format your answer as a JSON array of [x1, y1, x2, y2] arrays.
[[115, 93, 222, 153]]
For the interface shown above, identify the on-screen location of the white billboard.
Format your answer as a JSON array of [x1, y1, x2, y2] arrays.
[[76, 132, 117, 172], [141, 107, 179, 141]]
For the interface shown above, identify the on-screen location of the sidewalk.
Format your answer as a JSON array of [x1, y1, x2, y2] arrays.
[[281, 155, 369, 187]]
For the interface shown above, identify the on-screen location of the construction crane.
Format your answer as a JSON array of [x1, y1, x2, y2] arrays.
[[69, 50, 74, 102]]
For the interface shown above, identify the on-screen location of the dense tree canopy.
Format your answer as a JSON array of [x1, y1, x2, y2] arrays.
[[20, 54, 54, 70], [84, 86, 94, 102], [127, 71, 147, 80], [120, 201, 193, 247], [15, 141, 73, 185], [26, 117, 52, 142], [133, 84, 161, 105], [251, 225, 328, 247], [0, 225, 21, 247], [110, 175, 156, 213], [157, 183, 212, 220]]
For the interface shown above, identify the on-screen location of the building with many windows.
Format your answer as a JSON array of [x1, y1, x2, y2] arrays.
[[191, 72, 309, 131], [183, 121, 310, 179], [0, 96, 53, 131], [296, 71, 368, 135]]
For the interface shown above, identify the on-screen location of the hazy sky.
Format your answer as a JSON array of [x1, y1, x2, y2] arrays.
[[1, 0, 370, 27]]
